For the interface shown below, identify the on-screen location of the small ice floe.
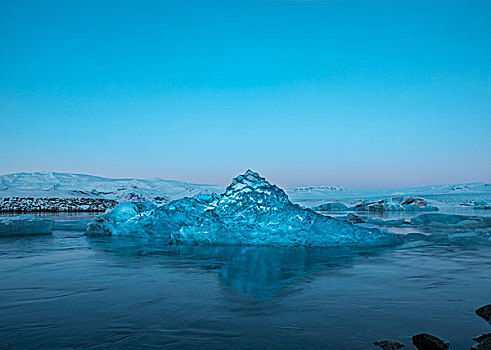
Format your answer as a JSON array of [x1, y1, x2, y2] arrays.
[[351, 197, 439, 212], [0, 215, 54, 237], [312, 202, 350, 211], [410, 213, 491, 229], [53, 219, 91, 231]]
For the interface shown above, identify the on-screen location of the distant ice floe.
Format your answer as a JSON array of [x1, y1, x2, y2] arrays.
[[87, 170, 401, 247], [460, 199, 491, 210], [343, 213, 491, 243], [0, 215, 53, 237], [313, 197, 439, 212]]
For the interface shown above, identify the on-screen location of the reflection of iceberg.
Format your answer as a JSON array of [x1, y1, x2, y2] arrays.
[[87, 170, 401, 247], [85, 237, 373, 299], [0, 215, 53, 237]]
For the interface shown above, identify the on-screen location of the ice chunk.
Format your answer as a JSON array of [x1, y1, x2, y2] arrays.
[[87, 202, 157, 236], [352, 198, 404, 212], [312, 202, 349, 211], [352, 197, 438, 212], [0, 215, 54, 237], [471, 200, 491, 210], [87, 170, 402, 247], [53, 219, 91, 230], [410, 213, 491, 229], [344, 213, 408, 227]]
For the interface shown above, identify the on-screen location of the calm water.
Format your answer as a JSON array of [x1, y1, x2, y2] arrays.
[[1, 217, 490, 349]]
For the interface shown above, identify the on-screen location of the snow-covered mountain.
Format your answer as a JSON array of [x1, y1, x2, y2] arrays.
[[286, 182, 491, 207], [1, 171, 489, 211], [290, 186, 348, 192], [0, 172, 224, 205]]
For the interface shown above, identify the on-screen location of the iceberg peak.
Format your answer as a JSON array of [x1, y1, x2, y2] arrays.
[[219, 170, 290, 214]]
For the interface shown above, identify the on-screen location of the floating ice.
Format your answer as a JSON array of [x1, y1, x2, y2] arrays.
[[0, 215, 54, 237], [312, 202, 349, 211], [351, 197, 439, 212], [410, 213, 491, 229], [53, 219, 92, 231], [467, 200, 491, 210], [87, 170, 402, 247]]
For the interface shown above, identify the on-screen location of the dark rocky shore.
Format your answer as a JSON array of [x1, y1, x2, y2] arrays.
[[0, 197, 118, 212]]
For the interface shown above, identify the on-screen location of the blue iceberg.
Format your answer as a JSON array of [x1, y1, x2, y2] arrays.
[[87, 170, 401, 247]]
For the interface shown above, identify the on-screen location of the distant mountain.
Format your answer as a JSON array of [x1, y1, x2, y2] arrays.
[[0, 172, 224, 205], [290, 186, 348, 192], [286, 182, 491, 207], [1, 172, 489, 211]]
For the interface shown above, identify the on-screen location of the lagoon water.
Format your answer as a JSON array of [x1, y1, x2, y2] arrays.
[[0, 214, 490, 349]]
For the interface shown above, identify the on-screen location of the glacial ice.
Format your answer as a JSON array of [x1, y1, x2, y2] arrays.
[[0, 215, 54, 237], [410, 213, 491, 229], [312, 202, 349, 211], [87, 170, 402, 247], [351, 197, 439, 212]]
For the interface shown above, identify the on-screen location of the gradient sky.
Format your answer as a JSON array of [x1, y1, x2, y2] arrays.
[[1, 0, 490, 189]]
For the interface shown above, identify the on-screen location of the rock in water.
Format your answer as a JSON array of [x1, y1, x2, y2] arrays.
[[472, 336, 491, 350], [411, 334, 449, 350], [374, 339, 405, 349], [87, 170, 402, 247], [473, 334, 491, 343], [476, 304, 491, 324]]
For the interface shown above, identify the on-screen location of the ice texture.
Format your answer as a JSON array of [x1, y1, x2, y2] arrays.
[[0, 215, 54, 237], [410, 213, 491, 229], [87, 170, 402, 247], [312, 202, 349, 211], [351, 197, 439, 212]]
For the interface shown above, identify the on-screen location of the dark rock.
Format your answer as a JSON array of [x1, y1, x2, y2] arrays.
[[476, 304, 491, 324], [373, 339, 405, 349], [473, 334, 491, 343], [472, 337, 491, 350], [412, 333, 449, 350], [345, 213, 366, 224]]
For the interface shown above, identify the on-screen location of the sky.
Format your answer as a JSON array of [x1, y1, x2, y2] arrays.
[[0, 0, 490, 189]]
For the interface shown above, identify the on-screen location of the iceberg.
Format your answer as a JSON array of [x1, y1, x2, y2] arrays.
[[410, 213, 491, 229], [87, 170, 401, 247], [0, 215, 54, 237], [351, 197, 439, 212], [312, 202, 350, 211]]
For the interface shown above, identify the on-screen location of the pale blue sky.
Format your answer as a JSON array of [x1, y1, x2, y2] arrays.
[[1, 0, 490, 189]]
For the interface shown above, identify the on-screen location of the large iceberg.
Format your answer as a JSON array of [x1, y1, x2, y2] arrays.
[[87, 170, 402, 247]]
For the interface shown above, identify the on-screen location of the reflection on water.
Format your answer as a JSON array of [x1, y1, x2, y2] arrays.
[[0, 226, 490, 349], [87, 237, 384, 299]]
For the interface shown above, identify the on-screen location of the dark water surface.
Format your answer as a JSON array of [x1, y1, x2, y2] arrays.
[[1, 224, 490, 349]]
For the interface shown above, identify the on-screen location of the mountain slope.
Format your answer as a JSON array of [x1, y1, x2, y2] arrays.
[[0, 172, 224, 204]]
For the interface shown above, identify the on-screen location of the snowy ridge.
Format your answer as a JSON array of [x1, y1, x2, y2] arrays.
[[1, 171, 490, 211], [290, 186, 347, 192], [287, 182, 491, 207], [0, 172, 224, 205]]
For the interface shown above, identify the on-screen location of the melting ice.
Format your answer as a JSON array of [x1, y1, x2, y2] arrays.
[[87, 170, 401, 247]]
